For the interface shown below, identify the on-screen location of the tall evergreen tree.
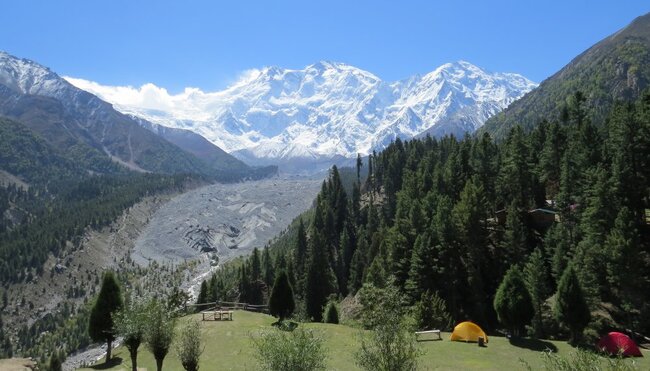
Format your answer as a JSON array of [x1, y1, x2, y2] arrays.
[[554, 265, 590, 345], [89, 271, 123, 363], [452, 177, 489, 324], [493, 266, 534, 337], [305, 229, 335, 322], [294, 219, 308, 276], [524, 248, 551, 338], [268, 271, 295, 322]]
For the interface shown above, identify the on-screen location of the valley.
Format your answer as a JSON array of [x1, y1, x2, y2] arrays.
[[0, 177, 321, 367]]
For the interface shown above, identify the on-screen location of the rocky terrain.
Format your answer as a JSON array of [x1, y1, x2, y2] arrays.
[[132, 177, 322, 265]]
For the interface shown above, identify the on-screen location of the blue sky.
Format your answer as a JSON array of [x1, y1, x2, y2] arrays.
[[1, 1, 648, 92]]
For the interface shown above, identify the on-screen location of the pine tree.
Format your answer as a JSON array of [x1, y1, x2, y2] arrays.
[[262, 247, 275, 287], [501, 199, 529, 268], [604, 207, 640, 309], [405, 233, 436, 303], [546, 223, 572, 284], [452, 177, 489, 324], [493, 266, 533, 337], [305, 229, 335, 322], [554, 265, 590, 345], [413, 291, 452, 331], [524, 248, 551, 338], [196, 281, 208, 307], [268, 271, 295, 322], [294, 219, 308, 276], [89, 271, 123, 363]]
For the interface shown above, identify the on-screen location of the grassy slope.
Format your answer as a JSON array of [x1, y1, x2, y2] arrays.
[[80, 310, 649, 371]]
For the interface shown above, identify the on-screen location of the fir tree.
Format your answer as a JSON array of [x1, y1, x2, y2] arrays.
[[554, 265, 590, 345], [89, 271, 123, 363], [269, 271, 295, 322], [524, 247, 551, 338], [493, 266, 534, 337], [305, 229, 335, 322]]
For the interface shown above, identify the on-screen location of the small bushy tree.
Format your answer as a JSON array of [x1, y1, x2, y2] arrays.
[[493, 265, 534, 337], [413, 291, 452, 331], [252, 328, 327, 371], [324, 301, 339, 324], [268, 271, 295, 322], [145, 299, 176, 371], [176, 321, 203, 371], [89, 271, 123, 363], [554, 265, 590, 345], [115, 299, 148, 371], [355, 281, 420, 371]]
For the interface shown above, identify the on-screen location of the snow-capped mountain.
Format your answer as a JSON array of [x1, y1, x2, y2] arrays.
[[67, 61, 536, 172], [0, 50, 273, 180]]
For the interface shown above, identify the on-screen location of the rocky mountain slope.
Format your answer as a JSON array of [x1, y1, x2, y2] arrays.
[[67, 61, 536, 172], [481, 12, 650, 139], [0, 51, 274, 180], [132, 177, 322, 265]]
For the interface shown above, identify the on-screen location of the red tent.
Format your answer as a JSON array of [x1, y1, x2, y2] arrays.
[[597, 332, 643, 357]]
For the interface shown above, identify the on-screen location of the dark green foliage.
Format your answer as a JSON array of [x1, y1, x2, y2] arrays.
[[269, 271, 295, 321], [201, 89, 650, 340], [412, 291, 452, 331], [305, 228, 335, 322], [324, 301, 339, 324], [524, 248, 552, 338], [0, 172, 190, 284], [196, 281, 208, 307], [88, 271, 123, 363], [554, 266, 591, 345], [493, 266, 534, 336], [48, 352, 62, 371]]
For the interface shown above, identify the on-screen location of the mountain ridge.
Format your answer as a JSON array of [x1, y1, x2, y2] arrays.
[[481, 12, 650, 138], [0, 51, 275, 181], [67, 60, 536, 172]]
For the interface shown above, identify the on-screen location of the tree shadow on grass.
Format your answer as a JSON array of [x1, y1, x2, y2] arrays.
[[272, 320, 299, 332], [89, 357, 123, 369], [509, 337, 559, 353]]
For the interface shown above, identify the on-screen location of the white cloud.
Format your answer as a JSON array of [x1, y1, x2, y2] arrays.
[[67, 78, 223, 120]]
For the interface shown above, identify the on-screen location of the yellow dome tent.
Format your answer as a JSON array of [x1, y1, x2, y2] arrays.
[[450, 321, 488, 343]]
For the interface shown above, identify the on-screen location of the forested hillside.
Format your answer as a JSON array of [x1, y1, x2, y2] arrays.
[[482, 13, 650, 139], [203, 90, 650, 340]]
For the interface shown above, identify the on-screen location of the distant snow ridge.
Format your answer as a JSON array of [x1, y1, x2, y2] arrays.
[[66, 60, 536, 171]]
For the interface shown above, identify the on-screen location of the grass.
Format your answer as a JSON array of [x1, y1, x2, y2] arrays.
[[79, 310, 649, 371]]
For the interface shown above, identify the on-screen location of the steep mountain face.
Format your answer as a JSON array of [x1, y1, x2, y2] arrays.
[[0, 51, 272, 180], [68, 61, 535, 172], [130, 115, 250, 172], [482, 13, 650, 139]]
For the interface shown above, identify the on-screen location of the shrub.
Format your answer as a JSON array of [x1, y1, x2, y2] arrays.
[[355, 282, 421, 371], [324, 302, 339, 324], [521, 349, 638, 371], [176, 321, 203, 371], [251, 328, 327, 371]]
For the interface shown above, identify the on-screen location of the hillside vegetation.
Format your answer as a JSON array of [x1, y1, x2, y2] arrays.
[[482, 13, 650, 139], [206, 89, 650, 344], [81, 310, 648, 371]]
